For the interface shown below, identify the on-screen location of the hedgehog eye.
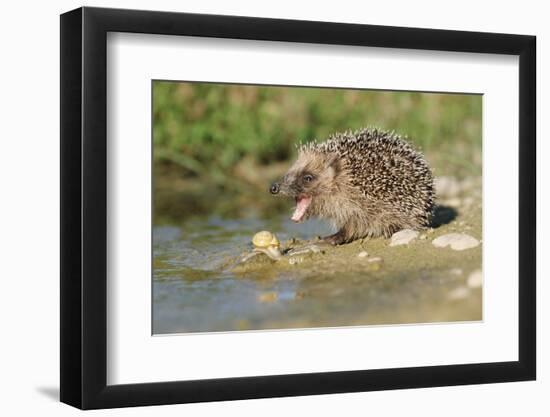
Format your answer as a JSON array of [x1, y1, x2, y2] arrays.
[[303, 174, 314, 183]]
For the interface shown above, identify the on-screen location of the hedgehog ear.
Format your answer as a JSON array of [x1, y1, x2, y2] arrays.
[[326, 154, 340, 179]]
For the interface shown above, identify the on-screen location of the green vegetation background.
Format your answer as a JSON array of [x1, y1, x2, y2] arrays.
[[154, 81, 481, 178], [153, 81, 481, 222]]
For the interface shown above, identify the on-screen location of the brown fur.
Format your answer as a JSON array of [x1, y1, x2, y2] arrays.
[[272, 128, 434, 244]]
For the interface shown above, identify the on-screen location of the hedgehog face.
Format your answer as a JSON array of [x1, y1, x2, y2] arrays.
[[271, 151, 340, 222]]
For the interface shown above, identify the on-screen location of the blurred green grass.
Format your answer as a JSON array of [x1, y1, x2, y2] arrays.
[[153, 81, 482, 181]]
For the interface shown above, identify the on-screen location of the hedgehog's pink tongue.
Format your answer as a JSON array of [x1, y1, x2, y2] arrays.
[[291, 196, 312, 222]]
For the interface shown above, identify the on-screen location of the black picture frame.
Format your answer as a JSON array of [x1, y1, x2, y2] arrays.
[[60, 6, 536, 410]]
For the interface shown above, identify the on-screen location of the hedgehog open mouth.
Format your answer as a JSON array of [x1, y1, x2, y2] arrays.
[[291, 195, 312, 222]]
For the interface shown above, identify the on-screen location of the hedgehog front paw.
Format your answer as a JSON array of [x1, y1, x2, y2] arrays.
[[322, 230, 347, 246]]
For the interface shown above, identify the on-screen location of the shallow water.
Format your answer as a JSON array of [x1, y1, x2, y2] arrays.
[[153, 210, 482, 334]]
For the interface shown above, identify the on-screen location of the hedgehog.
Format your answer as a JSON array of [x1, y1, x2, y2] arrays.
[[269, 128, 434, 245]]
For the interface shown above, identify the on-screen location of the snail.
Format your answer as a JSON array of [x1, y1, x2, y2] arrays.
[[251, 231, 283, 261], [237, 231, 325, 266]]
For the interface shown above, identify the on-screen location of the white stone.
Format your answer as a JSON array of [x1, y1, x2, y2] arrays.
[[367, 257, 383, 263], [432, 233, 480, 251], [288, 257, 303, 265], [448, 286, 470, 300], [449, 268, 463, 276], [389, 229, 419, 246], [419, 234, 427, 240], [357, 251, 369, 258], [467, 269, 483, 288]]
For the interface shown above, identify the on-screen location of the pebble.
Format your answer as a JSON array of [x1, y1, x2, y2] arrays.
[[288, 257, 304, 265], [419, 234, 427, 240], [432, 233, 480, 251], [467, 269, 483, 288], [366, 257, 382, 271], [449, 268, 463, 276], [390, 229, 419, 246], [448, 286, 470, 300], [357, 251, 369, 258]]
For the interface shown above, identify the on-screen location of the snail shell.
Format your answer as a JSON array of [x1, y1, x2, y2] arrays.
[[252, 231, 280, 249]]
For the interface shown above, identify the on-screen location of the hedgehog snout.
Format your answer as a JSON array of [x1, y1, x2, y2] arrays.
[[272, 174, 304, 197]]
